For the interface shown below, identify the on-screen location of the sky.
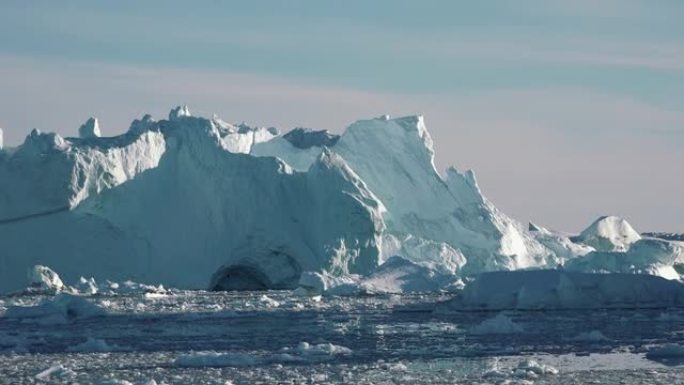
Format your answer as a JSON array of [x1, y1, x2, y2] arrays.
[[1, 0, 683, 232]]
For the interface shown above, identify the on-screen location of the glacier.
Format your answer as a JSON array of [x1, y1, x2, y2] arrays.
[[0, 106, 682, 294]]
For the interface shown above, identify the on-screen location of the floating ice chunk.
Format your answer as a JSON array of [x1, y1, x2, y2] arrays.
[[282, 341, 353, 356], [175, 342, 351, 368], [515, 359, 559, 376], [0, 127, 3, 149], [571, 330, 609, 342], [469, 313, 523, 335], [259, 295, 280, 308], [35, 364, 74, 381], [66, 337, 124, 353], [5, 294, 106, 323], [103, 280, 167, 295], [484, 358, 558, 380], [27, 265, 64, 293], [72, 277, 98, 295], [78, 117, 101, 138]]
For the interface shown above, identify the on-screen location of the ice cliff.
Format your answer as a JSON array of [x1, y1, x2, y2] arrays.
[[0, 107, 681, 293]]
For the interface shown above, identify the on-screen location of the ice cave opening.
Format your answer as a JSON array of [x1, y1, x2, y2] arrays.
[[209, 265, 272, 291]]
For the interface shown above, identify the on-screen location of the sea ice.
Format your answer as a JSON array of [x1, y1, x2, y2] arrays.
[[175, 342, 352, 367]]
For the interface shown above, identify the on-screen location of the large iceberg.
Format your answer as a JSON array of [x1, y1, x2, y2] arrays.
[[0, 109, 383, 292], [0, 107, 681, 293]]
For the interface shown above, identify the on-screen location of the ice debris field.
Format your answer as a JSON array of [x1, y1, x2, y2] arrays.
[[1, 107, 684, 384]]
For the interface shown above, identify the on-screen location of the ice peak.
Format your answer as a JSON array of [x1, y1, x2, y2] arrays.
[[78, 117, 101, 138], [169, 105, 191, 120], [22, 129, 69, 153], [0, 127, 3, 150], [129, 114, 156, 135], [578, 215, 641, 252], [528, 222, 549, 233]]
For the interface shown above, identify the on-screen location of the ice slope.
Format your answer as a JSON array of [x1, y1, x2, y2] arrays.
[[253, 115, 552, 275], [0, 109, 383, 293]]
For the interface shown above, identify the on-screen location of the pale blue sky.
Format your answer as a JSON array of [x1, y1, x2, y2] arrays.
[[1, 1, 683, 232]]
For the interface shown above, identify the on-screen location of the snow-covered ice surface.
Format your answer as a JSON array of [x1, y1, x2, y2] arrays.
[[3, 290, 684, 384]]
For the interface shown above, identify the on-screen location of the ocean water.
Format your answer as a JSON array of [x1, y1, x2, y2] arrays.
[[2, 290, 684, 384]]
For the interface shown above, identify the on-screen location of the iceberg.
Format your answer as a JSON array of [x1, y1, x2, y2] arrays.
[[27, 265, 65, 294], [444, 270, 684, 310], [0, 109, 383, 292], [0, 106, 681, 293]]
